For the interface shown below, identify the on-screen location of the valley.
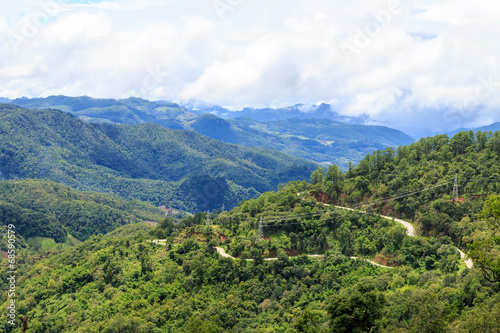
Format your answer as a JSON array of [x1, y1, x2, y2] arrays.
[[0, 101, 499, 332], [1, 1, 498, 331]]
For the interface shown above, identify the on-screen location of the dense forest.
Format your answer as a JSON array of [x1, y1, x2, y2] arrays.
[[0, 179, 165, 244], [0, 184, 498, 331], [5, 97, 414, 169], [307, 130, 500, 249], [0, 130, 499, 332], [0, 104, 317, 212]]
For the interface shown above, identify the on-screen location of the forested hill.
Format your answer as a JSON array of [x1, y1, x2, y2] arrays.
[[308, 130, 500, 281], [312, 130, 500, 226], [0, 130, 499, 331], [2, 179, 498, 331], [191, 115, 413, 169], [0, 179, 165, 243], [0, 104, 318, 212], [6, 96, 415, 168]]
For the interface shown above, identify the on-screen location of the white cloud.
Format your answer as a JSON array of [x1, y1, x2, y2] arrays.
[[1, 0, 500, 134]]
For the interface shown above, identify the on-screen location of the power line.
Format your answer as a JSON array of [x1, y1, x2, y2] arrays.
[[258, 177, 499, 228], [349, 180, 454, 209], [453, 174, 459, 201], [260, 181, 452, 226], [258, 216, 264, 239]]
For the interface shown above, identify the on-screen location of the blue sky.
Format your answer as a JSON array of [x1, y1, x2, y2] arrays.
[[1, 0, 500, 136]]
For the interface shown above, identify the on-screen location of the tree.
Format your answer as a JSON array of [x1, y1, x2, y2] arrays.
[[324, 165, 344, 201], [450, 130, 475, 155], [47, 278, 56, 290], [460, 301, 500, 333], [294, 309, 324, 333], [184, 317, 221, 333], [468, 196, 500, 283], [468, 236, 500, 283], [480, 194, 500, 227], [328, 279, 386, 333], [311, 167, 324, 185], [408, 290, 452, 333]]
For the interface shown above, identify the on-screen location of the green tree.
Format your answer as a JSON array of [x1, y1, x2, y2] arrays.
[[460, 301, 500, 333], [184, 317, 221, 333], [408, 290, 453, 333], [324, 165, 344, 201], [328, 280, 386, 333], [468, 236, 500, 282], [311, 167, 324, 185], [480, 194, 500, 226], [294, 309, 324, 333]]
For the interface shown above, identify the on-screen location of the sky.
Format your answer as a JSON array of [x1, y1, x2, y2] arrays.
[[1, 0, 500, 137]]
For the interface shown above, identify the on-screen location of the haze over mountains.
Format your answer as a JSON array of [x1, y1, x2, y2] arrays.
[[4, 95, 415, 169], [447, 122, 500, 137], [183, 100, 370, 124]]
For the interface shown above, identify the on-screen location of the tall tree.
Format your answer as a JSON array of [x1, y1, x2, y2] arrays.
[[328, 280, 386, 333]]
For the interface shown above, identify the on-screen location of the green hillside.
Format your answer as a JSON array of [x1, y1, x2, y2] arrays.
[[1, 178, 498, 332], [7, 96, 415, 168], [190, 114, 413, 169], [0, 104, 317, 212], [309, 130, 500, 240], [0, 179, 165, 243], [306, 130, 500, 286]]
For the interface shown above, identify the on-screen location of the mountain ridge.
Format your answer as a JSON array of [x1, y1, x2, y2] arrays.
[[0, 104, 318, 212], [5, 96, 414, 168]]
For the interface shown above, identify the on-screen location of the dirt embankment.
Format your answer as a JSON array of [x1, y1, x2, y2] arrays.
[[311, 191, 333, 204]]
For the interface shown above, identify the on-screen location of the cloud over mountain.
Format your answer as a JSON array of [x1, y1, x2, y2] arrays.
[[1, 0, 499, 135]]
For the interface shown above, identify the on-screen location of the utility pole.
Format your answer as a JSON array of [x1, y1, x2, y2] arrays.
[[257, 216, 263, 240], [206, 212, 211, 226], [453, 174, 459, 202]]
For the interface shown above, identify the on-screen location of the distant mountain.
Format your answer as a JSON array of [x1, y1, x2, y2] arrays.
[[446, 122, 500, 137], [190, 114, 414, 168], [6, 96, 415, 168], [0, 98, 11, 103], [184, 101, 370, 124], [9, 95, 196, 129], [0, 104, 318, 212]]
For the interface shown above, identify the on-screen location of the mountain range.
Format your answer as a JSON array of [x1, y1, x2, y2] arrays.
[[183, 100, 369, 123], [447, 122, 500, 137], [0, 104, 317, 212], [5, 96, 414, 169]]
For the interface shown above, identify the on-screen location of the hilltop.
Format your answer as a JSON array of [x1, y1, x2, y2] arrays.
[[0, 179, 165, 245], [6, 96, 414, 168], [0, 104, 317, 212]]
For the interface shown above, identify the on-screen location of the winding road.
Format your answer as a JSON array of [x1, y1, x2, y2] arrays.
[[327, 204, 415, 237], [326, 202, 472, 268], [215, 246, 393, 268], [151, 192, 474, 269], [151, 241, 393, 268]]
